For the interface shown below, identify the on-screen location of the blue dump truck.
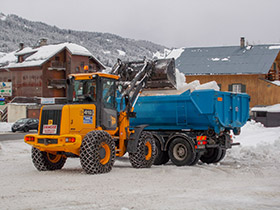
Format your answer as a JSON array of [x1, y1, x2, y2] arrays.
[[130, 89, 250, 166]]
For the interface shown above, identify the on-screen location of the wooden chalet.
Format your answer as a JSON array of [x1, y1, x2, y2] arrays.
[[169, 38, 280, 107]]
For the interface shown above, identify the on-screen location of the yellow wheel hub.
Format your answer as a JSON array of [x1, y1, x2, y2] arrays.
[[145, 141, 152, 160], [47, 152, 62, 163], [100, 142, 111, 165]]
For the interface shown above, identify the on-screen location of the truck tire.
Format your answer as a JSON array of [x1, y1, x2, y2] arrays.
[[80, 130, 115, 174], [200, 147, 223, 164], [168, 138, 195, 166], [129, 131, 156, 168], [216, 148, 226, 162], [154, 138, 169, 165], [189, 152, 201, 166], [31, 147, 66, 171]]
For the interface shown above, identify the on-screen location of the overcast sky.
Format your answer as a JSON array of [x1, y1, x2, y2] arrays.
[[1, 0, 280, 48]]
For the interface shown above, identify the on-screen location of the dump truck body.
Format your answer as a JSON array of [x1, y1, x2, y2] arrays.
[[130, 89, 250, 134]]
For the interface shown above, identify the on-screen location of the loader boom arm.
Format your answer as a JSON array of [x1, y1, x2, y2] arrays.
[[110, 58, 176, 113]]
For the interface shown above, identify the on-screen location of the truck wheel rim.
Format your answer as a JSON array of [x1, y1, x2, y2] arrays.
[[100, 142, 111, 165], [47, 153, 62, 163], [145, 141, 152, 160], [173, 143, 187, 161]]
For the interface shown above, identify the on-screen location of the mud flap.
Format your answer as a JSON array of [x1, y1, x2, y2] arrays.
[[127, 125, 149, 153]]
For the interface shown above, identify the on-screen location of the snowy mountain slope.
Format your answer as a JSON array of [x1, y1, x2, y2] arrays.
[[0, 13, 167, 66]]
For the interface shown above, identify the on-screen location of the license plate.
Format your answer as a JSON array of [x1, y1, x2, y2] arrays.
[[43, 125, 57, 134]]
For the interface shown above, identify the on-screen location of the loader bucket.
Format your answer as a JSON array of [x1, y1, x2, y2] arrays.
[[112, 58, 176, 89], [149, 58, 176, 88]]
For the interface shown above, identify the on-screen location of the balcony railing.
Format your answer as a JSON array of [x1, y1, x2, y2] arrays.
[[48, 61, 66, 70], [48, 79, 66, 89], [266, 69, 276, 81]]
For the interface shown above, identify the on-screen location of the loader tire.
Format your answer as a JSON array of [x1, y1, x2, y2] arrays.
[[168, 138, 195, 166], [129, 131, 156, 168], [31, 147, 66, 171], [154, 138, 169, 165], [200, 147, 223, 164], [80, 130, 115, 174]]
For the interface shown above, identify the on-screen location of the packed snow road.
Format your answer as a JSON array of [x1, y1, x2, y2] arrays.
[[0, 121, 280, 210]]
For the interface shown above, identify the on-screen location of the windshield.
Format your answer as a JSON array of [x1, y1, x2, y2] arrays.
[[16, 118, 29, 123], [73, 79, 97, 102]]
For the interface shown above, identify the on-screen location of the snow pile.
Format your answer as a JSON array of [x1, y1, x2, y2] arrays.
[[251, 103, 280, 113], [142, 68, 220, 96], [195, 81, 220, 91], [227, 120, 280, 166], [176, 68, 220, 92], [0, 122, 13, 133]]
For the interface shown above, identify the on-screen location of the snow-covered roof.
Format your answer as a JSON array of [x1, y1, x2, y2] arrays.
[[0, 42, 105, 69], [251, 104, 280, 113], [0, 51, 18, 67], [169, 45, 280, 75]]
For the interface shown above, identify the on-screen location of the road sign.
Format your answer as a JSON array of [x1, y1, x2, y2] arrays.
[[0, 82, 12, 96]]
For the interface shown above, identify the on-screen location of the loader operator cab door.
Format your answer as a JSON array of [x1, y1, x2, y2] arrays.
[[69, 74, 117, 131], [99, 77, 118, 130]]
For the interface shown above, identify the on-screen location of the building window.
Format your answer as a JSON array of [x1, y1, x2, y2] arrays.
[[273, 62, 277, 70], [228, 83, 246, 93], [232, 84, 241, 93]]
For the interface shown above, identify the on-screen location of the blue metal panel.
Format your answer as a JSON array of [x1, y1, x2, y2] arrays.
[[129, 89, 250, 134]]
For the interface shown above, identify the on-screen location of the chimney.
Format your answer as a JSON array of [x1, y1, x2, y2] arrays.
[[39, 38, 48, 47], [240, 37, 245, 48], [19, 43, 24, 50]]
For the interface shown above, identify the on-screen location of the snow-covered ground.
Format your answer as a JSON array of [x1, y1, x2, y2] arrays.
[[0, 121, 280, 210]]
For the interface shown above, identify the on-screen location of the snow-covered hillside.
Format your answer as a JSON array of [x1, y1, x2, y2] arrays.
[[0, 120, 280, 209], [0, 13, 166, 67]]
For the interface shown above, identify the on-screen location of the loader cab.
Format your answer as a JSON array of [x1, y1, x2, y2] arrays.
[[67, 73, 119, 130]]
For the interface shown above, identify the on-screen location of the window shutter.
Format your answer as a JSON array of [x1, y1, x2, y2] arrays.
[[241, 84, 246, 93], [228, 84, 232, 92]]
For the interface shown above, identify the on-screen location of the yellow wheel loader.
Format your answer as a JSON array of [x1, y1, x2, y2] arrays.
[[24, 58, 176, 174]]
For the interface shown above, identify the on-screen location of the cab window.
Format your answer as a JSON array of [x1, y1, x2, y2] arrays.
[[102, 78, 116, 109], [73, 79, 97, 102]]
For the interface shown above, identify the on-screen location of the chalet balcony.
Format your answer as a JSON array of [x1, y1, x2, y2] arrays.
[[48, 79, 66, 89], [48, 61, 66, 71]]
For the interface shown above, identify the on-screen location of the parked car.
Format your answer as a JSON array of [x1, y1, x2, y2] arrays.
[[11, 118, 39, 132]]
